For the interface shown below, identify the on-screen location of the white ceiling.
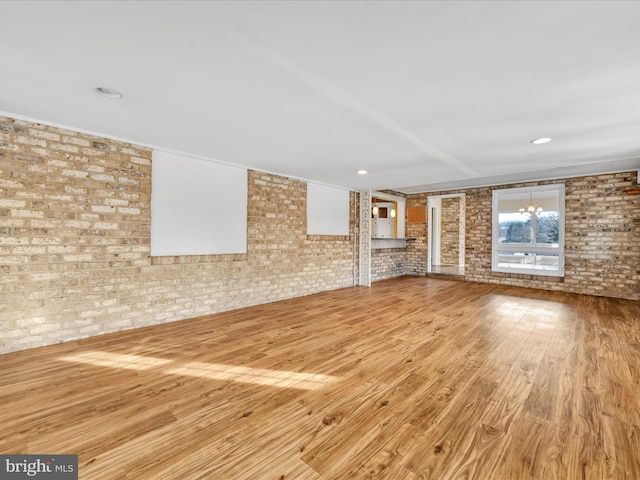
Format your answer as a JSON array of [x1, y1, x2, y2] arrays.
[[1, 1, 639, 193]]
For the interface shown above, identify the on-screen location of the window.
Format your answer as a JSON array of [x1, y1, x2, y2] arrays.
[[492, 184, 565, 276]]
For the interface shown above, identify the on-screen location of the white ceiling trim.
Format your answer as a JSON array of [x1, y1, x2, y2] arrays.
[[0, 109, 357, 192], [399, 157, 640, 193]]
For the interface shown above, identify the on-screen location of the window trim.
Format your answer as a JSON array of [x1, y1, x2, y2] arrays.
[[491, 184, 565, 277]]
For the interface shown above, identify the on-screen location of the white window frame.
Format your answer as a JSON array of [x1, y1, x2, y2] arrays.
[[491, 184, 565, 277]]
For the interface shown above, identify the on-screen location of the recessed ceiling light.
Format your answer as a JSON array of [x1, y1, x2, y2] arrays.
[[531, 137, 552, 144], [357, 170, 368, 175], [95, 87, 122, 99]]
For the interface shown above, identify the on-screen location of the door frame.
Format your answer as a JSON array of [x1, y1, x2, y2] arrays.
[[427, 193, 466, 273]]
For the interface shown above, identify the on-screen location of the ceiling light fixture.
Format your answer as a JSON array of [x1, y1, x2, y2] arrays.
[[531, 137, 552, 144], [519, 192, 543, 216], [95, 87, 122, 99], [357, 170, 368, 175]]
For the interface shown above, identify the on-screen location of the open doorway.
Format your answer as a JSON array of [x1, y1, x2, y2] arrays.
[[371, 192, 406, 239], [427, 193, 465, 276]]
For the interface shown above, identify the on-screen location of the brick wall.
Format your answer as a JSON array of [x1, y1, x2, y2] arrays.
[[439, 196, 461, 265], [2, 114, 636, 354], [0, 116, 357, 354], [405, 202, 427, 276], [370, 190, 412, 281], [408, 172, 639, 300], [371, 248, 405, 282]]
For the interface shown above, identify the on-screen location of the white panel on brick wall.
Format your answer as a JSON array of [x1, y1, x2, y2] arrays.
[[307, 182, 350, 235], [151, 150, 247, 256]]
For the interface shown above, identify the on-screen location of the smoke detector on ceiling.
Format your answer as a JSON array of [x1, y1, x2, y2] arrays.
[[95, 87, 122, 99]]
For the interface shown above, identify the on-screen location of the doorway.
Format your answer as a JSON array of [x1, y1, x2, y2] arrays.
[[427, 193, 465, 276]]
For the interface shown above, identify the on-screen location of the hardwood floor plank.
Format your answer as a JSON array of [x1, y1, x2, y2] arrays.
[[1, 277, 638, 479], [565, 432, 609, 480], [401, 375, 500, 478], [301, 385, 399, 475], [493, 413, 569, 480], [480, 357, 537, 433], [330, 422, 422, 479], [602, 416, 640, 479], [439, 423, 508, 480], [524, 355, 567, 422], [597, 357, 640, 427]]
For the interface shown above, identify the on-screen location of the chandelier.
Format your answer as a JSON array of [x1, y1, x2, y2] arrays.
[[519, 193, 543, 216]]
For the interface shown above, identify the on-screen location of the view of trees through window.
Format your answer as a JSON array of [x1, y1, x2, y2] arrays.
[[492, 184, 564, 277], [499, 212, 559, 245]]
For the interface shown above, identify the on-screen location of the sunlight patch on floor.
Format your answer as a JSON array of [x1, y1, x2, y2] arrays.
[[166, 362, 338, 390], [491, 296, 564, 327], [59, 351, 173, 370], [59, 351, 339, 390]]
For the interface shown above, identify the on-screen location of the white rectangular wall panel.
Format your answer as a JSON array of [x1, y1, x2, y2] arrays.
[[307, 182, 350, 235], [151, 150, 247, 256]]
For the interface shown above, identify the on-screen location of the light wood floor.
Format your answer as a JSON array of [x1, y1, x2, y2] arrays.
[[429, 264, 464, 277], [2, 277, 639, 479]]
